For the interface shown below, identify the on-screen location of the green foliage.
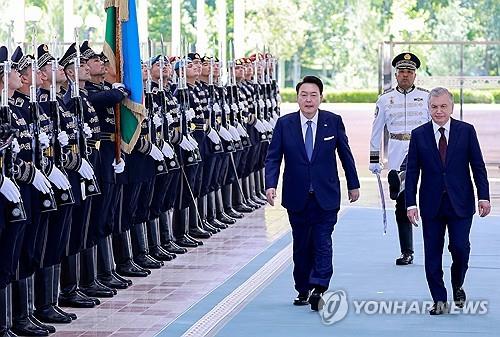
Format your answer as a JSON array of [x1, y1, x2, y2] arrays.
[[279, 87, 497, 104]]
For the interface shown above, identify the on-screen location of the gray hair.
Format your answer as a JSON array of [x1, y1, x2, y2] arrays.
[[428, 87, 454, 109]]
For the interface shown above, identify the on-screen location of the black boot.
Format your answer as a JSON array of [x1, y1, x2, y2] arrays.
[[147, 219, 176, 261], [79, 247, 116, 298], [233, 179, 254, 213], [188, 202, 211, 239], [131, 223, 163, 269], [173, 209, 198, 248], [26, 275, 57, 332], [258, 169, 267, 199], [113, 231, 151, 277], [11, 279, 49, 337], [250, 173, 266, 205], [216, 189, 236, 224], [243, 176, 260, 209], [207, 192, 228, 229], [223, 184, 244, 219], [59, 254, 98, 308], [97, 236, 129, 289], [33, 267, 71, 324], [51, 264, 77, 320], [198, 196, 220, 234], [1, 285, 18, 337], [159, 210, 188, 254]]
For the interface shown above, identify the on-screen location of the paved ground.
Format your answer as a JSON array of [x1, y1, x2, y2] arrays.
[[51, 103, 500, 337]]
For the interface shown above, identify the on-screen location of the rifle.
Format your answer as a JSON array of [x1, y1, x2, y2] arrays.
[[145, 39, 167, 175], [49, 43, 75, 205], [252, 54, 267, 143], [158, 36, 180, 169], [176, 53, 198, 166], [72, 30, 100, 198], [1, 59, 27, 221], [30, 36, 57, 212], [206, 57, 223, 154], [260, 53, 272, 141], [217, 52, 235, 153]]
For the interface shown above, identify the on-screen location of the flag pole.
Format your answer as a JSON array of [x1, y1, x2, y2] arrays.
[[114, 6, 122, 161]]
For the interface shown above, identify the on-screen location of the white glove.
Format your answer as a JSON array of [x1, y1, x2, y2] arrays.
[[207, 128, 221, 144], [112, 82, 125, 90], [238, 102, 246, 112], [276, 94, 282, 104], [254, 119, 265, 133], [224, 104, 231, 114], [236, 123, 248, 137], [231, 103, 239, 113], [258, 99, 265, 109], [213, 103, 222, 113], [12, 138, 20, 154], [219, 126, 233, 142], [161, 142, 175, 159], [152, 114, 162, 128], [0, 176, 21, 203], [149, 144, 164, 161], [266, 99, 272, 108], [32, 168, 52, 194], [369, 163, 383, 174], [57, 131, 69, 147], [186, 108, 195, 121], [48, 166, 71, 190], [187, 135, 198, 148], [262, 120, 273, 131], [112, 158, 125, 174], [78, 158, 94, 180], [179, 136, 194, 151], [228, 125, 241, 141], [165, 113, 174, 125], [271, 98, 277, 108], [38, 132, 50, 150], [83, 123, 92, 139]]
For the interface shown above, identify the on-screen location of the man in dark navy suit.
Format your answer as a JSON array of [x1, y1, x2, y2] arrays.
[[406, 87, 491, 315], [265, 76, 360, 311]]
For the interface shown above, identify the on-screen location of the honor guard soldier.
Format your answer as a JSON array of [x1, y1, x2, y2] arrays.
[[369, 52, 430, 265], [79, 41, 132, 290]]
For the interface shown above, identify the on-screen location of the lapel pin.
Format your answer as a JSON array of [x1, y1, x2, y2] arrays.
[[324, 124, 327, 127]]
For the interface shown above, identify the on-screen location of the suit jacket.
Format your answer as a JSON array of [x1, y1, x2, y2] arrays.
[[265, 110, 360, 212], [405, 118, 489, 219]]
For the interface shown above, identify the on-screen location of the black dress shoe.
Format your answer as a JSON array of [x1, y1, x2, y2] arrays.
[[251, 196, 266, 206], [95, 279, 118, 295], [202, 220, 220, 234], [308, 292, 323, 311], [116, 263, 150, 277], [388, 169, 401, 200], [134, 254, 163, 269], [453, 287, 466, 308], [429, 301, 448, 315], [98, 274, 129, 289], [189, 227, 212, 239], [234, 204, 254, 213], [58, 291, 96, 308], [186, 234, 203, 246], [34, 306, 72, 324], [112, 270, 133, 286], [293, 291, 310, 306], [208, 218, 228, 229], [53, 305, 77, 320], [175, 236, 198, 248], [257, 192, 267, 200], [29, 315, 55, 333], [150, 246, 175, 261], [11, 319, 49, 336], [396, 253, 414, 265], [245, 199, 261, 209], [79, 282, 115, 298], [1, 328, 20, 336], [162, 241, 188, 254], [225, 208, 244, 219], [216, 213, 237, 224]]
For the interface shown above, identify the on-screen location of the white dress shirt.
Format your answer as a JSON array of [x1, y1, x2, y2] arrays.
[[432, 119, 451, 146], [300, 110, 319, 148]]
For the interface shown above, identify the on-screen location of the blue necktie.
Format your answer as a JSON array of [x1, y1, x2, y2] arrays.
[[305, 120, 313, 161]]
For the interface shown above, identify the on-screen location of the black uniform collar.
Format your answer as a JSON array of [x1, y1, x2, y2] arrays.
[[396, 84, 415, 94]]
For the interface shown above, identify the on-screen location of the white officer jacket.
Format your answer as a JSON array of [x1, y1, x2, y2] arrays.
[[370, 85, 430, 170]]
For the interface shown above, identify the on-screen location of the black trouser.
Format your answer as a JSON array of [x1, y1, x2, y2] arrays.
[[395, 191, 413, 255], [150, 172, 174, 219], [38, 204, 72, 267]]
